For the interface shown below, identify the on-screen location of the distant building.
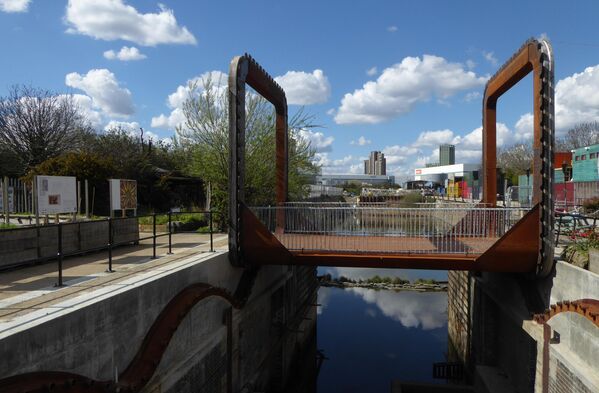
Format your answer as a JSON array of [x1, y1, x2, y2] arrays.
[[316, 174, 395, 187], [364, 151, 386, 175], [439, 144, 455, 166]]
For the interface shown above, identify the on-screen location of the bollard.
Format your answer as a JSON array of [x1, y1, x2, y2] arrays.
[[56, 222, 63, 287], [167, 211, 173, 254], [107, 218, 114, 272], [152, 213, 157, 259], [209, 210, 214, 252]]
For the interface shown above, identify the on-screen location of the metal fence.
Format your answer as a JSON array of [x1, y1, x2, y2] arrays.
[[0, 211, 214, 286], [251, 206, 529, 255]]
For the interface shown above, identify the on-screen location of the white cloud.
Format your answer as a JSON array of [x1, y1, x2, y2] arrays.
[[0, 0, 30, 12], [298, 129, 334, 153], [483, 50, 498, 66], [509, 64, 599, 139], [104, 121, 172, 145], [275, 70, 331, 105], [366, 67, 378, 76], [349, 288, 447, 330], [465, 91, 481, 102], [350, 136, 371, 146], [413, 129, 454, 147], [69, 94, 103, 128], [335, 55, 487, 124], [315, 153, 358, 174], [104, 46, 146, 61], [151, 71, 227, 130], [66, 69, 134, 117], [65, 0, 197, 46], [466, 59, 476, 70], [387, 25, 398, 32], [326, 108, 336, 116]]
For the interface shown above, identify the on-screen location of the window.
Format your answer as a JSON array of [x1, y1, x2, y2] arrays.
[[576, 156, 580, 161], [582, 155, 587, 161], [591, 153, 597, 159]]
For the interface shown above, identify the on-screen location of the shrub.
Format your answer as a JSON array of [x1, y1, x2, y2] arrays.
[[583, 197, 599, 213]]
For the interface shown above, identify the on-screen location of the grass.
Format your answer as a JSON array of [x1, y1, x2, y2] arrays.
[[0, 223, 17, 229]]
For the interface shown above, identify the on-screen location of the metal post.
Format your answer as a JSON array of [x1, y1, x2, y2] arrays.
[[210, 210, 214, 252], [152, 213, 157, 259], [56, 223, 63, 287], [2, 176, 8, 225], [167, 211, 173, 255], [85, 179, 89, 218], [555, 215, 562, 246], [107, 218, 113, 272]]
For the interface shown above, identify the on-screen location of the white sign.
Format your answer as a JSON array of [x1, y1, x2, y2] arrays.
[[0, 186, 14, 213], [36, 176, 77, 215]]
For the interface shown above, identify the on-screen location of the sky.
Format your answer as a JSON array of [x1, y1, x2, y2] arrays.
[[1, 0, 599, 182]]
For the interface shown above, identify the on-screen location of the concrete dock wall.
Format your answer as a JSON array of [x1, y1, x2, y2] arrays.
[[0, 251, 317, 392]]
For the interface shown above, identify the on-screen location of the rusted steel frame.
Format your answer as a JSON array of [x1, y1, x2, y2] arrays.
[[229, 54, 288, 267], [533, 299, 599, 329], [0, 284, 245, 393], [482, 38, 554, 277]]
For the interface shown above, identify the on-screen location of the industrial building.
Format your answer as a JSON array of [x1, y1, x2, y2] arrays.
[[413, 163, 481, 198]]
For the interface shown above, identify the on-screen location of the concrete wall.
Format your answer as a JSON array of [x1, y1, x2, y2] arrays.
[[0, 252, 317, 392], [0, 218, 139, 269], [447, 261, 599, 393]]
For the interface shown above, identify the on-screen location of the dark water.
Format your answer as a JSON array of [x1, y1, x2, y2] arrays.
[[316, 269, 448, 392]]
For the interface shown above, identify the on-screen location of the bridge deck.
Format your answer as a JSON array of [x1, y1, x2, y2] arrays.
[[274, 233, 497, 255]]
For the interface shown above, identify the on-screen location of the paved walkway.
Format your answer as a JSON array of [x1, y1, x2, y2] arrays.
[[0, 232, 229, 325]]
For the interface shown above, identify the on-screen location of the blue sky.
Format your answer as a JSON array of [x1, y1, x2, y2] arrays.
[[1, 0, 599, 181]]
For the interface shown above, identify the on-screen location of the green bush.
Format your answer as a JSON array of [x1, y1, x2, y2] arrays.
[[583, 197, 599, 213]]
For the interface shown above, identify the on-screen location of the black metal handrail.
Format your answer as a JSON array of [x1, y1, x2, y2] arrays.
[[0, 210, 216, 286]]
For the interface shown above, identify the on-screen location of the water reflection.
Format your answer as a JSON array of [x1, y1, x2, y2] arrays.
[[319, 266, 448, 282], [317, 286, 448, 392], [347, 288, 447, 330]]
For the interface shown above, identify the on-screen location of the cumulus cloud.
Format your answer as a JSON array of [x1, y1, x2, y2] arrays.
[[66, 69, 134, 117], [104, 46, 146, 61], [151, 71, 227, 130], [350, 136, 371, 146], [0, 0, 30, 12], [65, 0, 197, 46], [413, 129, 454, 147], [387, 25, 398, 32], [298, 129, 334, 153], [104, 120, 172, 145], [508, 64, 599, 139], [465, 91, 481, 102], [349, 288, 447, 330], [70, 93, 103, 128], [315, 153, 359, 174], [335, 55, 487, 124], [275, 70, 331, 105]]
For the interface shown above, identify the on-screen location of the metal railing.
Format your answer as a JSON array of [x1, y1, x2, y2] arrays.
[[0, 210, 215, 286], [555, 211, 598, 245], [251, 206, 529, 255]]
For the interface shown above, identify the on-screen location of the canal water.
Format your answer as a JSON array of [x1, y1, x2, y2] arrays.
[[317, 268, 448, 392]]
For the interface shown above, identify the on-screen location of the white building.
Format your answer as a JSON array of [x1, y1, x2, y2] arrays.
[[414, 163, 481, 185]]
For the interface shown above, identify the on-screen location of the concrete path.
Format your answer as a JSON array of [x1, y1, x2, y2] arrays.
[[0, 232, 229, 326]]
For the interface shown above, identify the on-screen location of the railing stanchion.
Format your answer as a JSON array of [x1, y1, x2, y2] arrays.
[[107, 218, 113, 272], [555, 214, 562, 246], [210, 210, 214, 252], [56, 222, 63, 287], [152, 213, 157, 259], [167, 211, 173, 255]]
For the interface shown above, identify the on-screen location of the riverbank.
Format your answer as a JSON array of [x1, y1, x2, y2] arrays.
[[319, 276, 447, 292]]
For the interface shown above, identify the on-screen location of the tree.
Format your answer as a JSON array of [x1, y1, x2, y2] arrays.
[[0, 85, 92, 172], [556, 121, 599, 150], [497, 143, 534, 184], [178, 77, 320, 228]]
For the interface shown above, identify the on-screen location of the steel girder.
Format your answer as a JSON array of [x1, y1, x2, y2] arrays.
[[228, 54, 288, 267], [482, 38, 555, 277]]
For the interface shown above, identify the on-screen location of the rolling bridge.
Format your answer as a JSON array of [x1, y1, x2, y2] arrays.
[[228, 38, 555, 277]]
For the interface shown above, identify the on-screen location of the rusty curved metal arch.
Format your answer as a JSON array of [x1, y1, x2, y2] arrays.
[[533, 299, 599, 329], [228, 54, 288, 267], [482, 38, 555, 277], [0, 283, 247, 393]]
